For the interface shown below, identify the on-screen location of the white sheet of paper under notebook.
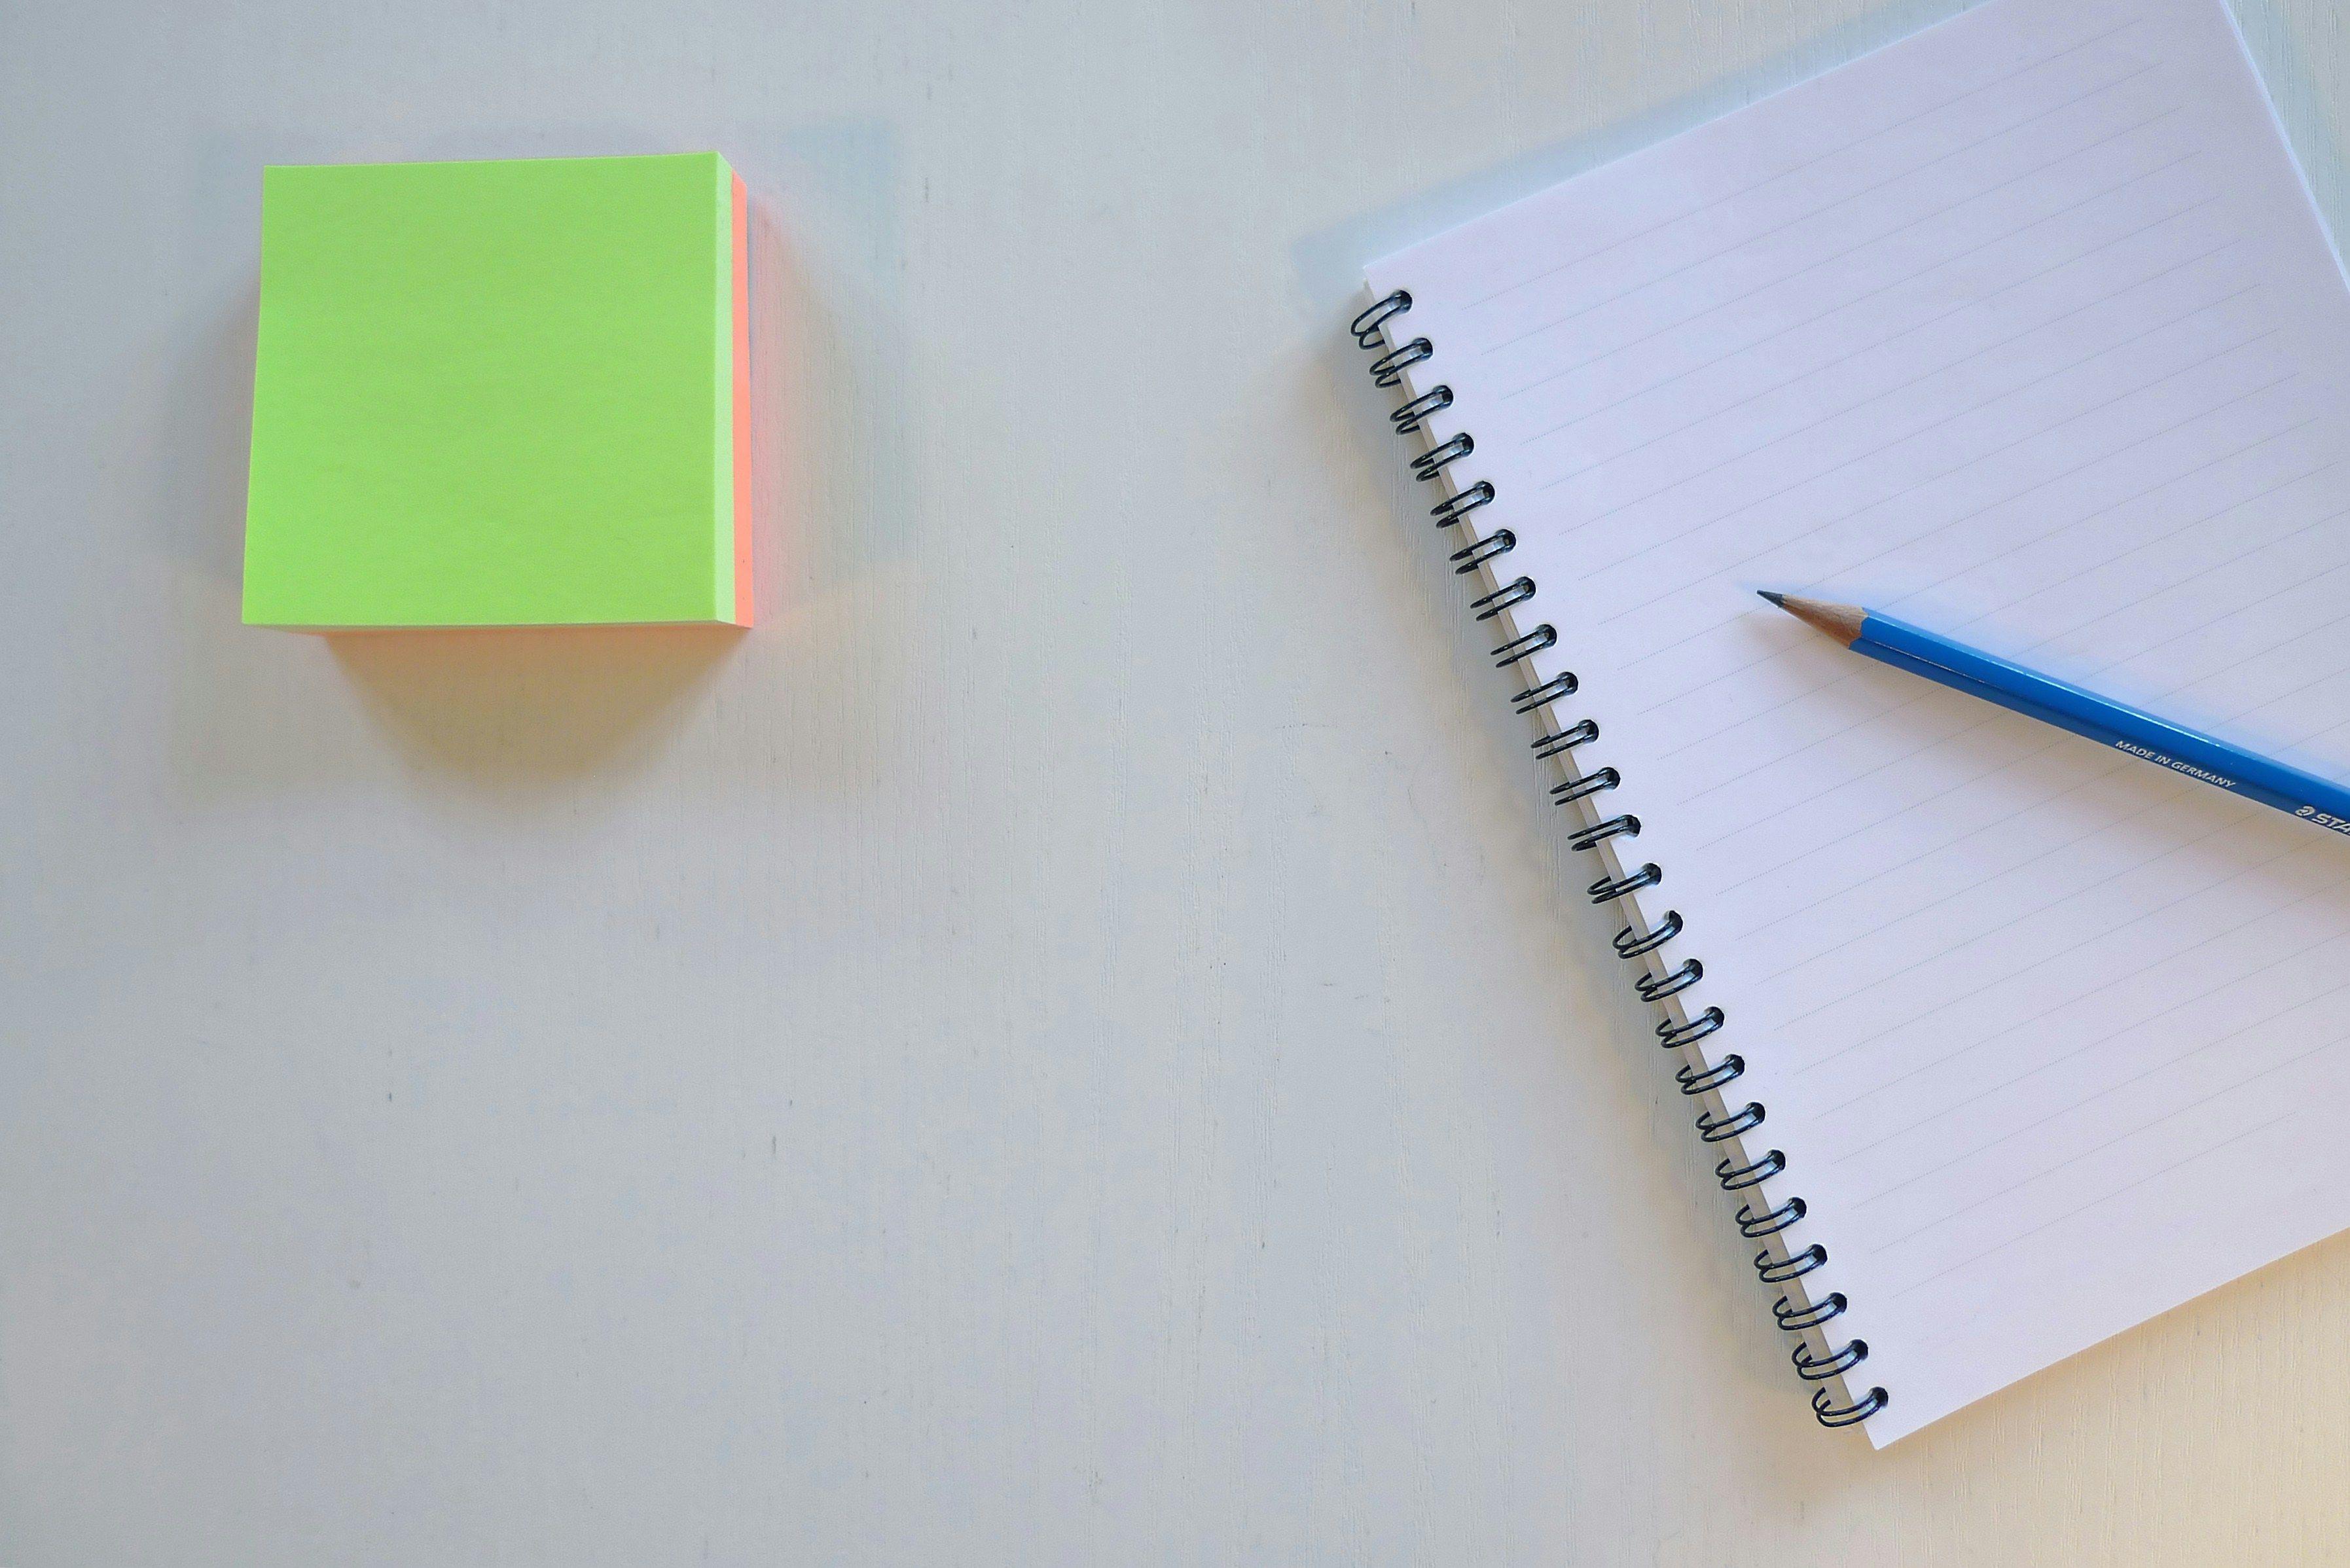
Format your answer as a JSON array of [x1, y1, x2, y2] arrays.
[[1352, 0, 2350, 1444]]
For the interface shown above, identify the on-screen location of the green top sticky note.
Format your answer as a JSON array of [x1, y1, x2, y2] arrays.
[[244, 152, 744, 628]]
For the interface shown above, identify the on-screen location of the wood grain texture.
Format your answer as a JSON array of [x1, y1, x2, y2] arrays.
[[3, 0, 2347, 1561]]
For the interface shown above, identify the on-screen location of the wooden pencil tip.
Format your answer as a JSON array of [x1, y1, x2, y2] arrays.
[[1763, 592, 1867, 645], [1758, 589, 1787, 607]]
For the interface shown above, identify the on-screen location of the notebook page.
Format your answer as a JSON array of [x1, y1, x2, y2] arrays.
[[1365, 0, 2350, 1445]]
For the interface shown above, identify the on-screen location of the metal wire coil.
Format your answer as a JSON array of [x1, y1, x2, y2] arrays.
[[1350, 287, 1877, 1435]]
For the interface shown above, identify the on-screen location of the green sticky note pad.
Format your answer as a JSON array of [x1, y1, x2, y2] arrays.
[[244, 152, 752, 629]]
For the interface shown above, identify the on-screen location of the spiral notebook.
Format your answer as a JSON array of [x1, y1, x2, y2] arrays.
[[1352, 0, 2350, 1444]]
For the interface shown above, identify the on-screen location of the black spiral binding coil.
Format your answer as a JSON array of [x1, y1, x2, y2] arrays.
[[1350, 290, 1889, 1433]]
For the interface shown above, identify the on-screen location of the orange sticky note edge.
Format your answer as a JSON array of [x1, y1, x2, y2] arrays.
[[731, 172, 755, 627]]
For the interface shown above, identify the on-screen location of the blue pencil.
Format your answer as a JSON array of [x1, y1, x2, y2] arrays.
[[1759, 591, 2350, 839]]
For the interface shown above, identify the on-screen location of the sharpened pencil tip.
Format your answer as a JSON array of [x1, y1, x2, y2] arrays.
[[1762, 592, 1868, 644]]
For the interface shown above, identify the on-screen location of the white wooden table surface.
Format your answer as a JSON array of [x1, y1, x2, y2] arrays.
[[7, 1, 2350, 1561]]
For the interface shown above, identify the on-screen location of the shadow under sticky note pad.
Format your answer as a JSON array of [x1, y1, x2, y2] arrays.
[[327, 624, 737, 790]]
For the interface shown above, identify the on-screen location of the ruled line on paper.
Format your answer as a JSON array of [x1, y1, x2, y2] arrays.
[[1545, 234, 2231, 486], [1826, 891, 2349, 1164], [1697, 599, 2350, 931], [1517, 181, 2219, 461], [1751, 645, 2350, 1054], [1458, 18, 2144, 312], [1618, 425, 2326, 686], [1864, 1021, 2348, 1253], [1593, 376, 2303, 742], [1654, 464, 2345, 796], [1595, 349, 2291, 642], [1875, 1101, 2309, 1307], [1724, 743, 2182, 922], [1509, 155, 2210, 446], [1627, 375, 2304, 768], [1527, 228, 2240, 535], [1574, 319, 2285, 578], [1489, 101, 2188, 402], [1771, 811, 2292, 1037], [1756, 632, 2350, 1011], [1485, 91, 2181, 378], [1679, 482, 2345, 901]]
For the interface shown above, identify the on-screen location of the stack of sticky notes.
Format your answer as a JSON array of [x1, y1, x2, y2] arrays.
[[242, 152, 753, 629]]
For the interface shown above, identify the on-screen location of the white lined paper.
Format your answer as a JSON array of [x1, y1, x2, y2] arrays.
[[1365, 0, 2350, 1444]]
